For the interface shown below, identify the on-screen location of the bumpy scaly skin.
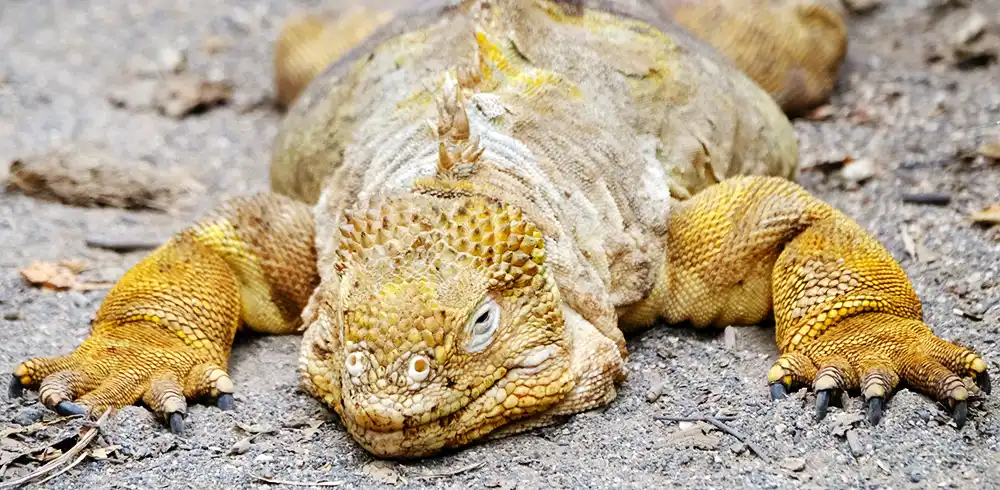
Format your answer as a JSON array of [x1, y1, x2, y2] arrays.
[[660, 0, 847, 114], [274, 6, 395, 109], [274, 0, 847, 113], [11, 0, 989, 458]]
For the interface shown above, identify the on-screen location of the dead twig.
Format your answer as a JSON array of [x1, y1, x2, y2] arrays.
[[0, 408, 111, 489], [85, 235, 165, 252], [654, 415, 737, 422], [413, 461, 486, 478], [35, 450, 90, 485], [901, 192, 951, 206], [0, 414, 84, 438], [655, 411, 769, 462], [250, 473, 344, 487]]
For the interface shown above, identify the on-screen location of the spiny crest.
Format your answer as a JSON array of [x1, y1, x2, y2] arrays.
[[334, 196, 548, 291], [432, 63, 485, 179]]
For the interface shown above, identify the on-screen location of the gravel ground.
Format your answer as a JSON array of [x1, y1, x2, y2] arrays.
[[2, 1, 1000, 489]]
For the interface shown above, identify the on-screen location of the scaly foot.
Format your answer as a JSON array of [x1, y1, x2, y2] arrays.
[[10, 331, 236, 434], [9, 235, 244, 434], [767, 313, 990, 427]]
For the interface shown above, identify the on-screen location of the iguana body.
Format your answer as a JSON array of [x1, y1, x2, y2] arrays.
[[10, 0, 990, 458]]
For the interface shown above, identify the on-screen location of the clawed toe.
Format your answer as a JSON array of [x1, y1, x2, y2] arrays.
[[975, 371, 992, 395], [217, 393, 234, 411], [168, 412, 185, 435], [815, 389, 838, 421], [865, 397, 884, 425], [769, 383, 788, 400], [951, 400, 968, 429], [54, 400, 87, 417], [9, 374, 24, 398]]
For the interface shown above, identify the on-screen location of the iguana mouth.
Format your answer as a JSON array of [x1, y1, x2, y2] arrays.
[[342, 344, 561, 457]]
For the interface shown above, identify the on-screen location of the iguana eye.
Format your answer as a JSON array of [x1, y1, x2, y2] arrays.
[[465, 299, 500, 353]]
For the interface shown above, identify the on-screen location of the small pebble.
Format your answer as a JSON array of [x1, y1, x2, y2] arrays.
[[158, 47, 187, 73], [12, 407, 45, 426], [3, 310, 23, 321], [723, 326, 737, 351], [781, 457, 806, 472], [254, 454, 274, 463], [842, 0, 882, 14], [953, 12, 988, 47], [840, 158, 875, 184], [846, 429, 866, 457], [230, 437, 252, 455], [917, 408, 932, 423], [645, 378, 664, 402]]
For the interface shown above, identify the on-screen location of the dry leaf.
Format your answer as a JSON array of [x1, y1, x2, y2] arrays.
[[978, 140, 1000, 160], [805, 104, 835, 121], [360, 460, 407, 485], [970, 203, 1000, 225], [19, 261, 112, 291], [201, 36, 230, 55], [90, 445, 120, 460], [154, 74, 233, 118], [848, 104, 876, 125], [666, 422, 721, 450], [7, 144, 202, 211]]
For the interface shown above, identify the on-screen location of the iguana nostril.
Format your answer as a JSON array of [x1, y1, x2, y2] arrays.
[[409, 355, 430, 383], [346, 352, 366, 377]]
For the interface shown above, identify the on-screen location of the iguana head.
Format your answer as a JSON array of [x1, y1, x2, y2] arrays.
[[313, 195, 574, 457]]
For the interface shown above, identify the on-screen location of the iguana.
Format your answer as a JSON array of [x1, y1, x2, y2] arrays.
[[9, 0, 991, 458]]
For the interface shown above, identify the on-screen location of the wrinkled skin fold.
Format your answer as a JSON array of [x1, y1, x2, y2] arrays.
[[11, 0, 989, 458]]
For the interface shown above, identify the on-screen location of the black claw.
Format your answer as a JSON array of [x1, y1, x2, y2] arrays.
[[168, 412, 185, 435], [217, 393, 234, 411], [54, 400, 87, 417], [8, 374, 24, 399], [769, 383, 788, 400], [815, 389, 833, 420], [952, 401, 968, 429], [866, 397, 884, 426], [976, 371, 992, 395]]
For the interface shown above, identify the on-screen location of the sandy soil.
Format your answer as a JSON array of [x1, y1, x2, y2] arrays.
[[2, 0, 1000, 488]]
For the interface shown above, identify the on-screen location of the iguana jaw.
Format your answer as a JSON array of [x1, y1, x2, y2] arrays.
[[341, 343, 572, 458]]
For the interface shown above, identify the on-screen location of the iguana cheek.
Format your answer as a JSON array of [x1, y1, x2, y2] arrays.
[[512, 344, 556, 374]]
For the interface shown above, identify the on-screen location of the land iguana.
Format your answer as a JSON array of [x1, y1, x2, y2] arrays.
[[9, 0, 991, 458]]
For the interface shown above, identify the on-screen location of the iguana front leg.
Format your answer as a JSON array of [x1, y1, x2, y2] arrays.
[[9, 194, 318, 432], [621, 176, 990, 426]]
